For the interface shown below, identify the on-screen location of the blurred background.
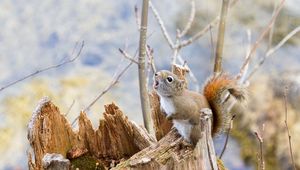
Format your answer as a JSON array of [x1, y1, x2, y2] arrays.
[[0, 0, 299, 169]]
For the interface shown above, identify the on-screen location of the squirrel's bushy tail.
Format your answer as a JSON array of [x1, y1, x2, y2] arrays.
[[203, 73, 246, 136]]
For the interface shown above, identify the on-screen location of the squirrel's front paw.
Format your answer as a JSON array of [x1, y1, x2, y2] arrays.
[[200, 108, 212, 120], [200, 108, 212, 115]]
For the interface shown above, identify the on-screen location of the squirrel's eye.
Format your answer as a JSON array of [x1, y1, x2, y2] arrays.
[[154, 73, 158, 76], [166, 76, 173, 83]]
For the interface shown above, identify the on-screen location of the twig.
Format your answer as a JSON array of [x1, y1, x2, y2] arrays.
[[219, 114, 236, 159], [82, 50, 137, 114], [177, 55, 200, 91], [146, 45, 157, 73], [149, 1, 174, 49], [0, 41, 84, 92], [172, 29, 181, 65], [246, 26, 300, 80], [239, 29, 252, 84], [149, 0, 201, 89], [119, 48, 138, 64], [138, 0, 154, 134], [178, 18, 219, 49], [145, 45, 153, 86], [65, 100, 75, 117], [214, 0, 230, 73], [268, 1, 278, 50], [178, 0, 196, 38], [254, 129, 265, 170], [172, 47, 179, 65], [71, 50, 137, 126], [177, 0, 239, 49], [134, 5, 141, 30], [209, 25, 215, 66], [283, 86, 297, 170], [266, 26, 300, 57], [236, 0, 286, 80]]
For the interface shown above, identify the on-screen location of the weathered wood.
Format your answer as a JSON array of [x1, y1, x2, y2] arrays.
[[114, 110, 218, 170], [149, 92, 172, 140], [27, 97, 155, 170], [27, 97, 79, 169]]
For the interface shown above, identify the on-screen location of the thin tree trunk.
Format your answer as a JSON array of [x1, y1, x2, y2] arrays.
[[138, 0, 154, 134], [214, 0, 229, 73]]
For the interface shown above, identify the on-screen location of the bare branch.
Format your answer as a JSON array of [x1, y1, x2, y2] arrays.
[[214, 0, 230, 73], [0, 41, 84, 92], [219, 114, 235, 159], [283, 86, 297, 170], [149, 1, 174, 49], [146, 45, 157, 73], [268, 1, 278, 50], [81, 50, 137, 115], [178, 18, 219, 49], [178, 0, 196, 38], [149, 0, 202, 89], [254, 130, 265, 170], [134, 5, 141, 30], [172, 48, 179, 65], [177, 55, 200, 91], [236, 0, 286, 80], [178, 0, 239, 49], [266, 26, 300, 57], [209, 25, 215, 66], [71, 49, 137, 127], [119, 48, 139, 64], [65, 100, 75, 117], [239, 29, 252, 84], [246, 26, 300, 80], [138, 0, 154, 134], [145, 45, 155, 86]]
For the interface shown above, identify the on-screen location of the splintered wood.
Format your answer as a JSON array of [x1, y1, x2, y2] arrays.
[[27, 98, 155, 170]]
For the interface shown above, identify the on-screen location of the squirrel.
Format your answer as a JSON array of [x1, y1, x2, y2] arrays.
[[153, 70, 246, 146]]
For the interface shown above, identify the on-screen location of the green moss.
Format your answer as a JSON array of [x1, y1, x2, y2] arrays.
[[70, 155, 105, 170]]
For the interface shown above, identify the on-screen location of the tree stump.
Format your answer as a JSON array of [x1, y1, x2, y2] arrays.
[[27, 97, 156, 170], [27, 66, 218, 170]]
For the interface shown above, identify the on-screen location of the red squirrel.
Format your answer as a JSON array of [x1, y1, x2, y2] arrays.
[[153, 70, 246, 146]]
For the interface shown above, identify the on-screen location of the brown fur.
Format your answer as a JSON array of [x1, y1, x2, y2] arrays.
[[154, 70, 246, 145], [204, 73, 246, 135]]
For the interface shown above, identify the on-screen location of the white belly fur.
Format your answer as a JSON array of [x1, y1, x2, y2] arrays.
[[159, 96, 192, 141], [159, 96, 175, 116], [173, 120, 192, 142]]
